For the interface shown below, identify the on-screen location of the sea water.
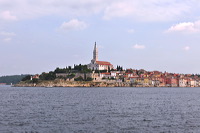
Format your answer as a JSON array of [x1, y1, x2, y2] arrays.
[[0, 85, 200, 133]]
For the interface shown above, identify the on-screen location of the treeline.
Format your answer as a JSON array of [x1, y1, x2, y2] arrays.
[[54, 64, 92, 73], [22, 64, 93, 82], [0, 75, 28, 85]]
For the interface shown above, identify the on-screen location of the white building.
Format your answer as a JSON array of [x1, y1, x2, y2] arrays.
[[178, 78, 187, 87], [88, 42, 113, 71]]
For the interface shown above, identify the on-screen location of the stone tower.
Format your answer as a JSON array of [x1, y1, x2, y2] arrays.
[[92, 42, 98, 62]]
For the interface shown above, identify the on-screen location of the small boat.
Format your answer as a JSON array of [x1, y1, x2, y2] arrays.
[[45, 85, 53, 88]]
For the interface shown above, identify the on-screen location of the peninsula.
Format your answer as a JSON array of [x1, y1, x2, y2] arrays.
[[16, 43, 200, 87]]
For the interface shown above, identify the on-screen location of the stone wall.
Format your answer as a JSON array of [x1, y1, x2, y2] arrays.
[[14, 79, 136, 87]]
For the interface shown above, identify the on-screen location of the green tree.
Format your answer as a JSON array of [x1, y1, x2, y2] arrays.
[[74, 76, 84, 81], [54, 67, 67, 73], [67, 73, 75, 79], [40, 72, 56, 80], [32, 78, 39, 83], [21, 75, 32, 81], [0, 75, 29, 84], [74, 64, 91, 73], [85, 77, 93, 81]]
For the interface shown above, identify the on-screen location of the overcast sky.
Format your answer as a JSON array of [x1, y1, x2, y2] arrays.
[[1, 0, 200, 76]]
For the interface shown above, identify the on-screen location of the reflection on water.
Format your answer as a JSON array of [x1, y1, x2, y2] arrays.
[[0, 86, 200, 133]]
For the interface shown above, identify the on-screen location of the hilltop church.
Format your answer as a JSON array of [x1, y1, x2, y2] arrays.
[[88, 42, 113, 71]]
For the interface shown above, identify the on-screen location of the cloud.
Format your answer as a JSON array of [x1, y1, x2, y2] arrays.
[[0, 0, 199, 22], [0, 11, 17, 21], [59, 19, 88, 31], [0, 31, 16, 36], [0, 31, 16, 42], [103, 0, 192, 21], [183, 46, 190, 51], [0, 0, 107, 20], [127, 29, 135, 33], [166, 20, 200, 33], [132, 44, 145, 49], [103, 1, 134, 20], [3, 37, 12, 42]]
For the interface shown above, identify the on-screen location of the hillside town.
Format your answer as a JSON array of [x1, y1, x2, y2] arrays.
[[54, 68, 200, 87], [27, 43, 200, 87]]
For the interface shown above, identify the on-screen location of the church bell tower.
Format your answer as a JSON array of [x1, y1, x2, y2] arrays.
[[92, 42, 98, 63]]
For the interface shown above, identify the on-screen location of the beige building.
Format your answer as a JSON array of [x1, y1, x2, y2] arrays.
[[178, 78, 187, 87]]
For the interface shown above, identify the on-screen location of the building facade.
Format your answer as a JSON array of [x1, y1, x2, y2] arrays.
[[88, 42, 113, 71]]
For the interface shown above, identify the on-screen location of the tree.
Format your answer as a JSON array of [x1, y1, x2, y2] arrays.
[[67, 73, 75, 79], [54, 67, 67, 73], [108, 66, 111, 72], [32, 78, 39, 83], [117, 65, 123, 71], [39, 72, 56, 80], [120, 66, 123, 71], [21, 75, 32, 81], [74, 76, 84, 81], [74, 64, 91, 73], [0, 75, 29, 84], [86, 77, 93, 81]]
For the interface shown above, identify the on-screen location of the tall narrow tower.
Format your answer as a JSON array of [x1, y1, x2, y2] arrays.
[[93, 42, 98, 61]]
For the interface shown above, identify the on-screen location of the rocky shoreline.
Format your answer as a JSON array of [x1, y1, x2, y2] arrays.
[[14, 80, 151, 87]]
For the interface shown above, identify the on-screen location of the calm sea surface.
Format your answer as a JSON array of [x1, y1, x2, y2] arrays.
[[1, 86, 200, 133]]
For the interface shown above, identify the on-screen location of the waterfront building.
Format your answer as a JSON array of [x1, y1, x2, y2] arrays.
[[143, 77, 150, 86], [166, 76, 178, 87], [100, 72, 111, 79], [151, 77, 160, 87], [178, 78, 187, 87], [88, 42, 114, 71], [159, 77, 166, 87], [190, 79, 196, 87]]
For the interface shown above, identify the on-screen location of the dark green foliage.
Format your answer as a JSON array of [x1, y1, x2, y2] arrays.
[[116, 65, 123, 71], [54, 67, 69, 73], [94, 70, 99, 73], [0, 75, 28, 84], [22, 75, 32, 81], [39, 72, 56, 80], [74, 64, 91, 73], [32, 78, 39, 83], [136, 70, 144, 75], [108, 66, 111, 72], [68, 66, 72, 70], [110, 77, 115, 80], [67, 73, 75, 79], [126, 69, 133, 73], [95, 70, 107, 73], [54, 64, 91, 74], [74, 64, 82, 71], [74, 76, 84, 81], [85, 77, 93, 81]]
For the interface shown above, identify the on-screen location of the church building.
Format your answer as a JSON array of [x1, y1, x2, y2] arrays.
[[88, 42, 114, 71]]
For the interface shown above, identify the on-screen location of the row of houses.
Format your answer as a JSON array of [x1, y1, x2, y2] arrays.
[[32, 68, 200, 87], [96, 69, 200, 87]]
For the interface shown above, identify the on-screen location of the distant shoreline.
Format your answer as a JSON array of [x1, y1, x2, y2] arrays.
[[14, 80, 198, 88]]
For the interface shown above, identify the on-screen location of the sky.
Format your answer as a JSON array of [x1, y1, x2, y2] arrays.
[[1, 0, 200, 76]]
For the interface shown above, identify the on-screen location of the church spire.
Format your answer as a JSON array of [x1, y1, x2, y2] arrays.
[[93, 42, 98, 61]]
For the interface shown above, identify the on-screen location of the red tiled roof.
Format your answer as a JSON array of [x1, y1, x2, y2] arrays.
[[101, 72, 111, 75], [96, 61, 112, 66], [130, 76, 139, 78]]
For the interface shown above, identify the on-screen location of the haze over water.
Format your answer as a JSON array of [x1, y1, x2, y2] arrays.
[[1, 85, 200, 132]]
